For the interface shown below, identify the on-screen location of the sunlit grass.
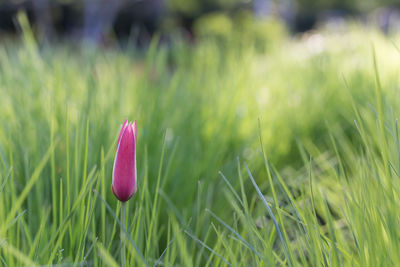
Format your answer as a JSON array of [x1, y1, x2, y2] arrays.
[[0, 18, 400, 265]]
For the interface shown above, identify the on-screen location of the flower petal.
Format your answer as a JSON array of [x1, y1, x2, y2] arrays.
[[132, 120, 137, 145], [112, 121, 137, 202], [117, 119, 129, 147]]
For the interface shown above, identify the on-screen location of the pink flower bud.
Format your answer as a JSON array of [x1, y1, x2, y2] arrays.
[[112, 119, 137, 202]]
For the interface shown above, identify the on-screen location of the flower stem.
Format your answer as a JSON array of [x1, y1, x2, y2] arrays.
[[121, 202, 126, 267]]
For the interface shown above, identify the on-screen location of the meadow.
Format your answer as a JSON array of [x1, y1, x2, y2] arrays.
[[1, 18, 400, 266]]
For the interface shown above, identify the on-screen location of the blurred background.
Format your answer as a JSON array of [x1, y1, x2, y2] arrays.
[[0, 0, 399, 44]]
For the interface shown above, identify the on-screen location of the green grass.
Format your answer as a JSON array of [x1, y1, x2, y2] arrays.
[[1, 19, 400, 265]]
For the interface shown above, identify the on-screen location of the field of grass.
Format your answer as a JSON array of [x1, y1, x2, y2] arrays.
[[1, 19, 400, 266]]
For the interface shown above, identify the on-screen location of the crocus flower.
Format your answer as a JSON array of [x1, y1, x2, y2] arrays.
[[112, 119, 137, 202]]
